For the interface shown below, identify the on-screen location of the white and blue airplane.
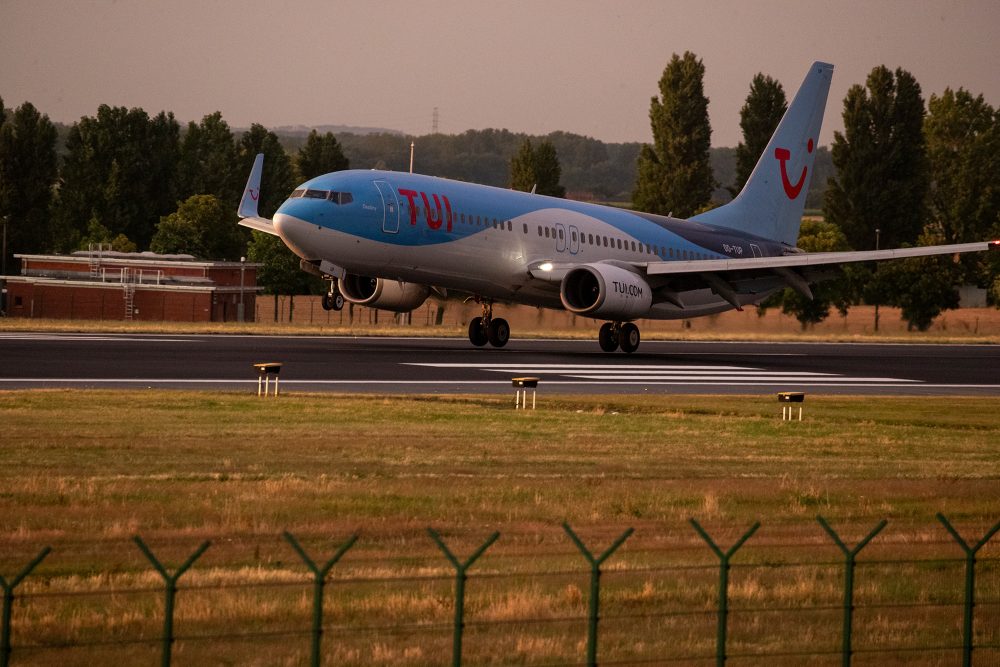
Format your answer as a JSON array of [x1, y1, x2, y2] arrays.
[[238, 62, 996, 353]]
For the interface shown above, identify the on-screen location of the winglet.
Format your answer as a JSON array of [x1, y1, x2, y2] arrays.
[[238, 153, 264, 218]]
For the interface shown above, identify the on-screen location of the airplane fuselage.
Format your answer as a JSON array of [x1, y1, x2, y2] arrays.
[[273, 170, 788, 319]]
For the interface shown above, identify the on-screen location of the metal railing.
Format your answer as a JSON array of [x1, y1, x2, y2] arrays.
[[1, 515, 997, 666]]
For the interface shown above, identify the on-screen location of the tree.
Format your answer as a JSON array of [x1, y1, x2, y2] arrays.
[[824, 66, 928, 251], [509, 138, 536, 193], [297, 129, 350, 181], [150, 194, 244, 259], [55, 105, 180, 249], [238, 124, 297, 218], [632, 51, 715, 217], [0, 102, 59, 268], [246, 231, 321, 322], [757, 219, 862, 327], [731, 74, 786, 197], [508, 138, 566, 198], [77, 218, 137, 253], [923, 88, 1000, 294], [177, 112, 241, 208], [873, 228, 963, 331]]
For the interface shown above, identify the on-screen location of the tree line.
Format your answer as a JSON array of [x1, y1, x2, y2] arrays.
[[1, 53, 998, 328]]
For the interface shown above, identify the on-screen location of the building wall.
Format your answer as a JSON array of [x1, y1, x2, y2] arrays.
[[3, 282, 246, 322]]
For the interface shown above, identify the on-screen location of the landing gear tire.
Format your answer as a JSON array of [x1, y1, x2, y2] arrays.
[[598, 322, 619, 352], [619, 322, 640, 354], [321, 292, 345, 311], [487, 317, 510, 348], [468, 316, 489, 347]]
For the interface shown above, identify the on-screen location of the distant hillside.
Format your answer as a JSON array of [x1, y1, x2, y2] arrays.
[[255, 123, 403, 138]]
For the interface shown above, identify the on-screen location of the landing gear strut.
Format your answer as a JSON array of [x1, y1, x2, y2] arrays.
[[598, 321, 640, 354], [320, 280, 345, 311], [468, 300, 509, 348]]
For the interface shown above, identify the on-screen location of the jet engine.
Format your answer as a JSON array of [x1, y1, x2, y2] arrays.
[[560, 263, 653, 320], [339, 275, 430, 312]]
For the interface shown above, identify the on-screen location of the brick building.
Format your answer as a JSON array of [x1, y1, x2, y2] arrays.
[[2, 249, 259, 322]]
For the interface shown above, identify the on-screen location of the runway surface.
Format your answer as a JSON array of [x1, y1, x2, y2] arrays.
[[1, 332, 998, 395]]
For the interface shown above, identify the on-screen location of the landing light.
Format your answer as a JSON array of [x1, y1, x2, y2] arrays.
[[538, 262, 554, 272]]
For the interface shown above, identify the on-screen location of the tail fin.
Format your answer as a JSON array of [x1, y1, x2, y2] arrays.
[[691, 62, 833, 246]]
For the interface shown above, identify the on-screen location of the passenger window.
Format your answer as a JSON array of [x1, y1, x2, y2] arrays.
[[507, 221, 512, 231], [523, 223, 528, 234], [617, 239, 622, 249], [461, 213, 465, 224], [603, 237, 608, 247], [588, 234, 594, 245], [537, 226, 542, 236], [669, 248, 674, 258], [558, 229, 564, 240], [544, 228, 550, 238], [571, 231, 577, 242]]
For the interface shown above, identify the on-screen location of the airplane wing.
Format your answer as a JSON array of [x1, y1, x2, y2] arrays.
[[529, 241, 998, 308], [237, 153, 280, 236]]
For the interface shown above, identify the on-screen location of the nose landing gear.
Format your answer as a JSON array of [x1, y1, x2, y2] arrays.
[[468, 300, 509, 348], [598, 321, 640, 353]]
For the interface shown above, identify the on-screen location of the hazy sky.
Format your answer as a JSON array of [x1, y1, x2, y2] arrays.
[[2, 0, 998, 147]]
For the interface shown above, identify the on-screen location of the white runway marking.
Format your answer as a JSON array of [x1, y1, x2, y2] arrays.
[[406, 362, 918, 385], [0, 333, 196, 343]]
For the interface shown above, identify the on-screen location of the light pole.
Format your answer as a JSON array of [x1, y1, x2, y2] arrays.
[[1, 215, 7, 277], [874, 228, 881, 333], [238, 256, 246, 323]]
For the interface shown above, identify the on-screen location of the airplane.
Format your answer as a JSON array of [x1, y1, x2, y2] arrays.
[[237, 61, 997, 353]]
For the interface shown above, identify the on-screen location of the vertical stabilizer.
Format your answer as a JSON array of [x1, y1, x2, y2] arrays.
[[691, 62, 833, 246]]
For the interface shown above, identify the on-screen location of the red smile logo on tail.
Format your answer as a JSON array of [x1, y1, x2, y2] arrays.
[[774, 138, 814, 199]]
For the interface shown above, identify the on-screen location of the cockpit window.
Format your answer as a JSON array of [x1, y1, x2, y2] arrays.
[[288, 189, 354, 204]]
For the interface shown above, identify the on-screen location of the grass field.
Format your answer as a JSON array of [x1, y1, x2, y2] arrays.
[[1, 390, 998, 665]]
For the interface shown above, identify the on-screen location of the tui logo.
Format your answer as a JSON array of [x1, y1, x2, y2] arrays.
[[774, 138, 814, 200], [248, 188, 260, 202]]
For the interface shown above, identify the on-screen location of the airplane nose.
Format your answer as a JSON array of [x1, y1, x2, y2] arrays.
[[272, 212, 313, 259]]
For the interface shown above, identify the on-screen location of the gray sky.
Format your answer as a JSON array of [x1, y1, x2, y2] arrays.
[[2, 0, 998, 147]]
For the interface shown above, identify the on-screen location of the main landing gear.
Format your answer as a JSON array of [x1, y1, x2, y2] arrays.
[[320, 280, 345, 311], [468, 301, 509, 348], [598, 321, 640, 354]]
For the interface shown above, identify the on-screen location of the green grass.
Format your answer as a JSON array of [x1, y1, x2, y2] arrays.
[[0, 390, 997, 665]]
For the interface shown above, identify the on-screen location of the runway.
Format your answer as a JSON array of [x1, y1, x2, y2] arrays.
[[1, 332, 998, 395]]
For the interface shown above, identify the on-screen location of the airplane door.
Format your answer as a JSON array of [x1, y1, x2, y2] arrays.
[[568, 225, 580, 255], [555, 223, 567, 252], [373, 180, 399, 233]]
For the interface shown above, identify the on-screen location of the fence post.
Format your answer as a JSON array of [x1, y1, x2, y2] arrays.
[[689, 519, 759, 667], [816, 516, 887, 667], [283, 531, 359, 667], [428, 529, 500, 667], [936, 513, 1000, 667], [562, 523, 634, 667], [133, 537, 211, 667], [0, 547, 50, 667]]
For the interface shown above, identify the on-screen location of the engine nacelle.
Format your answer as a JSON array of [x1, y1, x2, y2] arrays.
[[560, 263, 653, 320], [339, 275, 430, 312]]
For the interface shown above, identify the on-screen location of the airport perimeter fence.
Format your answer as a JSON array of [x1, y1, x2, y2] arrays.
[[1, 514, 998, 666]]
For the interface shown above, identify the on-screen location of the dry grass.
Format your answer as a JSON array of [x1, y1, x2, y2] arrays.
[[0, 390, 997, 665]]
